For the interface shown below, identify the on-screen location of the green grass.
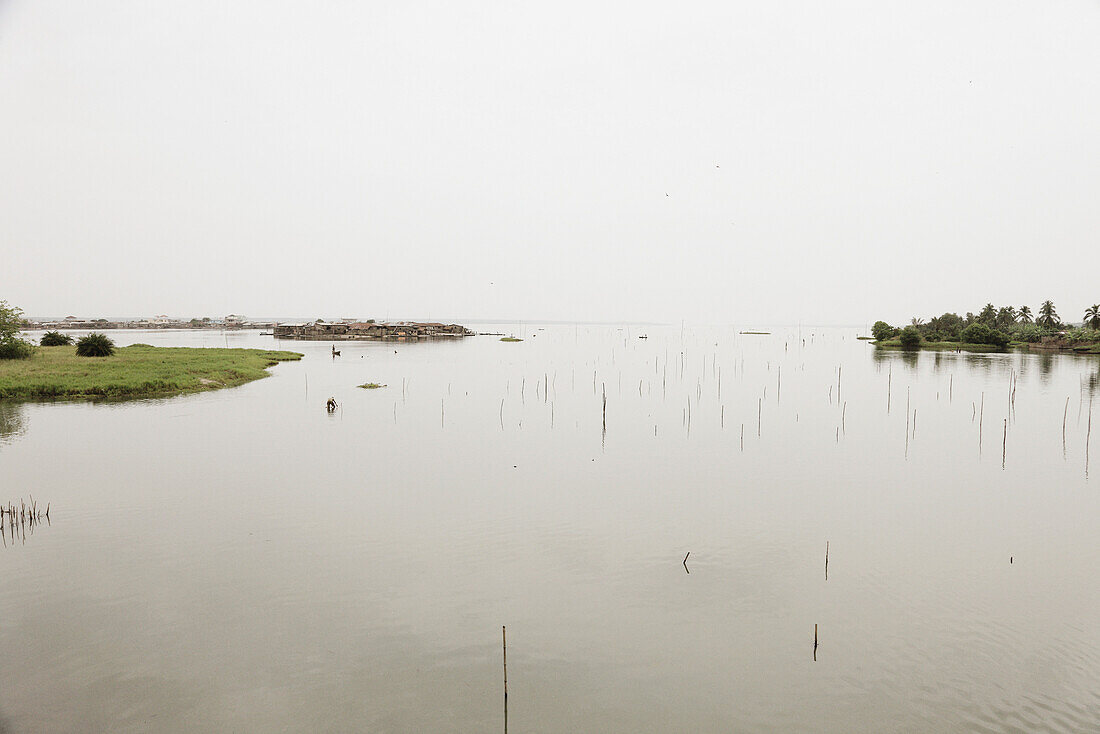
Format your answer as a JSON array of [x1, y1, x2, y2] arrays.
[[357, 382, 387, 389], [0, 345, 302, 400], [500, 337, 523, 342], [873, 338, 1010, 353]]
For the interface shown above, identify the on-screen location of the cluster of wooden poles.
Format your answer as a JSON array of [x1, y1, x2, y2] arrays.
[[1, 498, 49, 544]]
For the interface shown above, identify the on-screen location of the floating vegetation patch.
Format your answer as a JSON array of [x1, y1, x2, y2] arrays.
[[500, 337, 523, 342], [357, 383, 387, 389]]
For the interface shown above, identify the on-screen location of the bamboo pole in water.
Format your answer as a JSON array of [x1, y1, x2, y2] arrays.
[[887, 366, 892, 414], [1002, 418, 1007, 469], [602, 384, 607, 430], [825, 541, 829, 580], [1063, 397, 1070, 455], [502, 626, 508, 734]]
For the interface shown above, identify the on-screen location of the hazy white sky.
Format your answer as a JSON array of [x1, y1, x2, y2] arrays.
[[2, 0, 1098, 325]]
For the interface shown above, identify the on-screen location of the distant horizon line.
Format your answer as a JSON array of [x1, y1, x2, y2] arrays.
[[23, 314, 871, 329]]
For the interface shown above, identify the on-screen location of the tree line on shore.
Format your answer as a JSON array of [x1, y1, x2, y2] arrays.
[[873, 301, 1100, 348]]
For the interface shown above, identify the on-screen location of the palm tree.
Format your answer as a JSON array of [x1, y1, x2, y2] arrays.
[[1037, 300, 1060, 329], [996, 306, 1017, 327], [978, 303, 997, 325], [910, 317, 925, 327], [1084, 305, 1100, 330], [1018, 305, 1033, 323]]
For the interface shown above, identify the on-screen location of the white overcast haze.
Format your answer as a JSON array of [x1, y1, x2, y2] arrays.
[[2, 0, 1098, 325]]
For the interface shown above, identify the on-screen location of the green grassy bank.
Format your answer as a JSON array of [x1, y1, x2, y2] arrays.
[[873, 338, 1011, 352], [0, 345, 303, 400], [873, 338, 1100, 354]]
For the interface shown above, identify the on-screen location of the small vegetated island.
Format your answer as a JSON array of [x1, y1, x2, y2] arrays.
[[1, 299, 302, 400], [871, 301, 1100, 353]]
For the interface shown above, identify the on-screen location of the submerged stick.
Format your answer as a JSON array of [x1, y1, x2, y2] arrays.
[[1002, 418, 1007, 469], [814, 624, 818, 661], [825, 541, 829, 580]]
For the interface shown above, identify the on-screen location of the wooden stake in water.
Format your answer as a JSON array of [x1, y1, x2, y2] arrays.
[[1063, 396, 1070, 457], [825, 541, 829, 580], [502, 626, 508, 734], [602, 384, 607, 431], [887, 366, 892, 414], [1002, 418, 1007, 470], [757, 398, 762, 437], [814, 624, 818, 661]]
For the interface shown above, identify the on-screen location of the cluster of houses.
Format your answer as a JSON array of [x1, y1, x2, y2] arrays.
[[26, 315, 476, 341], [273, 321, 474, 341], [30, 315, 269, 330]]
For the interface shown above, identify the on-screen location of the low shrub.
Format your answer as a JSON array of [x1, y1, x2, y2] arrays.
[[39, 331, 73, 346], [75, 332, 116, 357], [0, 339, 34, 359]]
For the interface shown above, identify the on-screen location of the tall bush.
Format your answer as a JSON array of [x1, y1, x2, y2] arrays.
[[898, 326, 922, 349], [872, 321, 897, 342], [0, 300, 33, 360]]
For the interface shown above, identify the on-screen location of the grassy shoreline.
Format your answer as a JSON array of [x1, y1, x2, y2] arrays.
[[0, 345, 303, 400], [872, 338, 1100, 354]]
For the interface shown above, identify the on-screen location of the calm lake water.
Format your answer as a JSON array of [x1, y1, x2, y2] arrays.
[[2, 326, 1099, 733]]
